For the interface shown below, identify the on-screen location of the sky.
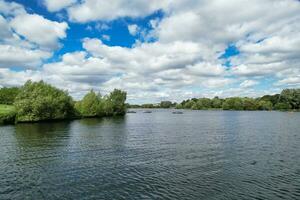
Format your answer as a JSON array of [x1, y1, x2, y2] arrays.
[[0, 0, 300, 104]]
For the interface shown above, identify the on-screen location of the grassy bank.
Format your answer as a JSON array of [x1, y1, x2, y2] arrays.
[[0, 104, 16, 124]]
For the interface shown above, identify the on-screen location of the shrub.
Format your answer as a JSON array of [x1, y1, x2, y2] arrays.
[[14, 80, 75, 122]]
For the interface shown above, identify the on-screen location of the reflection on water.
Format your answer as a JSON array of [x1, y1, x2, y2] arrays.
[[0, 110, 300, 199]]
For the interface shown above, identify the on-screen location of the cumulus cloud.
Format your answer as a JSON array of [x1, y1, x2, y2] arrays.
[[0, 0, 25, 16], [128, 24, 139, 36], [0, 45, 51, 68], [67, 0, 170, 22], [0, 0, 69, 69], [240, 80, 259, 88], [10, 14, 68, 49], [43, 0, 76, 12], [1, 0, 300, 103]]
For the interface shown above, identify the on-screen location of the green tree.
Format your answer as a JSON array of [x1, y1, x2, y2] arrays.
[[160, 101, 173, 108], [183, 100, 195, 109], [257, 100, 273, 110], [242, 98, 258, 110], [175, 103, 183, 109], [211, 96, 222, 109], [75, 90, 101, 117], [222, 97, 243, 110], [0, 87, 20, 104], [108, 89, 127, 115], [198, 98, 212, 109], [14, 80, 75, 122], [278, 89, 300, 110]]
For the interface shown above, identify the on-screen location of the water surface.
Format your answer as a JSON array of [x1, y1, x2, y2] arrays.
[[0, 110, 300, 199]]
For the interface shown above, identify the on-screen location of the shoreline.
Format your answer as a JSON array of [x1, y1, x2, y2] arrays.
[[1, 108, 299, 126], [0, 113, 126, 126]]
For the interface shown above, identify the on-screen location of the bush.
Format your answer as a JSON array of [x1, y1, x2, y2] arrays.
[[0, 87, 20, 105], [75, 90, 101, 117], [14, 80, 75, 122], [75, 89, 127, 117], [108, 89, 127, 115], [222, 97, 244, 110]]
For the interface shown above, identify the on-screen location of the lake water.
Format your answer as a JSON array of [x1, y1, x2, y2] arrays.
[[0, 110, 299, 199]]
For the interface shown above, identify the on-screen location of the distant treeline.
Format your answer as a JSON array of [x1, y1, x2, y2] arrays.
[[127, 89, 300, 111], [128, 101, 177, 109], [0, 80, 127, 124]]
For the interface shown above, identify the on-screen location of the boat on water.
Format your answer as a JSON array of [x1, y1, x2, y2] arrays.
[[143, 111, 152, 113], [172, 111, 183, 114], [127, 111, 137, 113]]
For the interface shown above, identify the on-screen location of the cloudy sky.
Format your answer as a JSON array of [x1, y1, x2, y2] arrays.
[[0, 0, 300, 103]]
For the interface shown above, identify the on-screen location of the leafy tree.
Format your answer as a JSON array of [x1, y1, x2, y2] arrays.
[[198, 98, 212, 109], [108, 89, 127, 115], [260, 94, 279, 105], [75, 90, 101, 117], [242, 98, 258, 110], [257, 100, 273, 110], [175, 103, 183, 109], [279, 89, 300, 109], [0, 87, 20, 104], [211, 96, 222, 108], [14, 80, 75, 122], [160, 101, 173, 108], [222, 97, 243, 110], [274, 102, 291, 110], [183, 100, 195, 109]]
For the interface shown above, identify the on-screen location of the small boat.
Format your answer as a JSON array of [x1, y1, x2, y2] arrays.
[[127, 111, 137, 113], [172, 111, 183, 114], [143, 111, 152, 113]]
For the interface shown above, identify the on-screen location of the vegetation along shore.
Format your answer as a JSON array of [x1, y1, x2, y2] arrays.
[[128, 89, 300, 111], [0, 81, 299, 125], [0, 80, 127, 125]]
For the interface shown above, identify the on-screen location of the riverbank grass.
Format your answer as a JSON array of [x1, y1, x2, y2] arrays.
[[0, 104, 16, 124]]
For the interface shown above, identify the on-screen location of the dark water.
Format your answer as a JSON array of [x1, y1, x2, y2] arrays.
[[0, 110, 300, 200]]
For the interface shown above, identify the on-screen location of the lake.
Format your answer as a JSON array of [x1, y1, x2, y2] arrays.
[[0, 110, 299, 199]]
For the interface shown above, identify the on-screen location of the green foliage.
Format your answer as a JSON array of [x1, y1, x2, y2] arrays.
[[278, 89, 300, 110], [175, 104, 183, 109], [0, 81, 127, 124], [242, 98, 258, 110], [222, 97, 244, 110], [75, 90, 101, 117], [257, 100, 273, 110], [175, 88, 299, 111], [211, 97, 222, 108], [160, 101, 173, 108], [108, 89, 127, 115], [0, 87, 20, 105], [75, 89, 127, 117], [0, 104, 16, 124], [274, 102, 291, 110], [14, 80, 75, 122]]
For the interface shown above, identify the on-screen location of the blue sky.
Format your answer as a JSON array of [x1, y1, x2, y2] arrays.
[[0, 0, 300, 103]]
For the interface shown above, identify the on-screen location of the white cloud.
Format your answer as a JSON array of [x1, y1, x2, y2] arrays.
[[67, 0, 170, 22], [43, 0, 76, 12], [128, 24, 139, 36], [240, 80, 259, 88], [1, 0, 300, 102], [10, 14, 68, 49], [0, 44, 51, 68], [186, 62, 225, 77], [0, 14, 11, 38], [277, 77, 300, 86], [0, 0, 69, 69], [0, 0, 25, 16]]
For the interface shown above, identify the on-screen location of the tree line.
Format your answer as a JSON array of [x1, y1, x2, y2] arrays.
[[0, 80, 127, 124], [127, 89, 300, 111]]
